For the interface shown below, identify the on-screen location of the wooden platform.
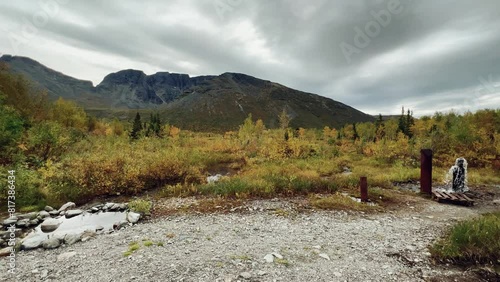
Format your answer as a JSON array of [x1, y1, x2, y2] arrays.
[[432, 190, 474, 206]]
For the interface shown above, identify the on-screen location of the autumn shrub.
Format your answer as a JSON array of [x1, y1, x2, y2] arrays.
[[43, 136, 207, 202], [24, 121, 84, 164]]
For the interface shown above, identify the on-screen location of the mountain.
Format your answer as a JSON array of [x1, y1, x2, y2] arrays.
[[95, 69, 215, 108], [0, 55, 375, 131]]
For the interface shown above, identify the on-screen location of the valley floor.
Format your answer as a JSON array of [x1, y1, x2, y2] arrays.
[[2, 194, 499, 282]]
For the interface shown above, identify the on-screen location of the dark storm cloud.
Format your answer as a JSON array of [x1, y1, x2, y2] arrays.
[[1, 0, 499, 115]]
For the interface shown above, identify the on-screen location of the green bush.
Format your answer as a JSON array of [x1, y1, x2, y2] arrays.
[[0, 167, 46, 209], [431, 212, 500, 265], [129, 199, 152, 215], [0, 103, 24, 162]]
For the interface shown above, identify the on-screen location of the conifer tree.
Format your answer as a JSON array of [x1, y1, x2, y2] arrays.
[[130, 112, 142, 140]]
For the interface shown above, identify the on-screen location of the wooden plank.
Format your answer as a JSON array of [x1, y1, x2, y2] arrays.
[[460, 193, 474, 202], [444, 192, 459, 201], [434, 191, 446, 199], [431, 191, 474, 206], [456, 194, 470, 202]]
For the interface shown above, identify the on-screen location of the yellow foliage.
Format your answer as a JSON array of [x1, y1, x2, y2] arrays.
[[169, 126, 180, 137], [50, 98, 87, 131]]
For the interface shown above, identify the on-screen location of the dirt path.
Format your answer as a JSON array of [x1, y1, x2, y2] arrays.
[[2, 194, 497, 282]]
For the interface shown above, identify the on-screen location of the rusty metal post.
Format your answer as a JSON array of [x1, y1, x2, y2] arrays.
[[420, 149, 433, 195], [360, 176, 368, 202]]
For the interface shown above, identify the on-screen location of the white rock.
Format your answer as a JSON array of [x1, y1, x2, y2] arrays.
[[2, 217, 17, 225], [127, 212, 141, 224], [65, 209, 83, 218], [207, 174, 223, 183], [333, 272, 342, 277], [42, 238, 60, 249], [264, 254, 274, 263], [38, 211, 50, 219], [57, 251, 77, 262], [48, 210, 60, 216], [41, 218, 61, 232], [239, 272, 252, 279], [58, 202, 76, 212], [18, 212, 38, 220], [21, 234, 46, 250], [319, 253, 330, 260], [312, 245, 322, 249]]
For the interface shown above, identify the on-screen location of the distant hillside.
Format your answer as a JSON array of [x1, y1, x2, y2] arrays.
[[0, 55, 375, 131]]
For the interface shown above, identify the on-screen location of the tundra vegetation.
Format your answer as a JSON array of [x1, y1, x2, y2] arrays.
[[0, 65, 499, 210], [1, 62, 499, 268]]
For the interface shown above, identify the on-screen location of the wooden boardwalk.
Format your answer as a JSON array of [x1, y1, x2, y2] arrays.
[[432, 190, 474, 206]]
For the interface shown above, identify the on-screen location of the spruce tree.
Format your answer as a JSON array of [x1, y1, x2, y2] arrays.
[[130, 112, 142, 140]]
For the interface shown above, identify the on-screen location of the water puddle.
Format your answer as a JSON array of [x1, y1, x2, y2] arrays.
[[29, 211, 127, 239]]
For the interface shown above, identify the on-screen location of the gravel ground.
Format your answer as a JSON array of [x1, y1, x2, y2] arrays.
[[0, 197, 496, 282]]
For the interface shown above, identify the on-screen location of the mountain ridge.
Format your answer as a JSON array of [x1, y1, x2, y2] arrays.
[[0, 54, 375, 131]]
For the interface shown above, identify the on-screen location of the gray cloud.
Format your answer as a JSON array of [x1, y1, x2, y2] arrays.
[[1, 0, 499, 115]]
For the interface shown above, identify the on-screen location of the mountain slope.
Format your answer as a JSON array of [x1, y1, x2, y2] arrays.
[[161, 73, 373, 131], [0, 55, 375, 131]]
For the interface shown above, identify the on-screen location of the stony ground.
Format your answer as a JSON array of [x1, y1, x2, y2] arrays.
[[1, 194, 498, 282]]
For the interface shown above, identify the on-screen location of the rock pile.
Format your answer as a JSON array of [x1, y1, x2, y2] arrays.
[[0, 202, 142, 254]]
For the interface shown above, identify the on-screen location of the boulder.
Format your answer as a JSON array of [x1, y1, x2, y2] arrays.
[[44, 206, 54, 212], [58, 202, 76, 212], [42, 238, 60, 249], [41, 218, 61, 232], [18, 212, 38, 220], [21, 234, 46, 250], [127, 212, 141, 224], [38, 211, 50, 219], [64, 233, 82, 245], [29, 219, 39, 226], [65, 209, 83, 218], [15, 219, 30, 228], [2, 217, 18, 225], [113, 220, 128, 230], [48, 210, 60, 216]]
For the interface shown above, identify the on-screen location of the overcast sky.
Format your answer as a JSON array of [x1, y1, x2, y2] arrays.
[[1, 0, 500, 116]]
